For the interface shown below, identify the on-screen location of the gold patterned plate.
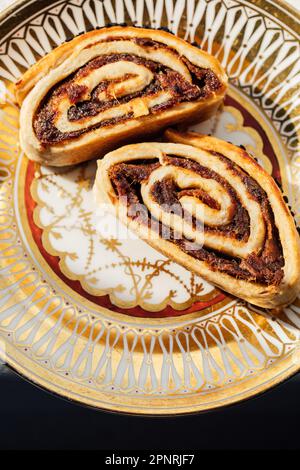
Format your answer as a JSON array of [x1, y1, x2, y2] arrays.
[[0, 0, 299, 414]]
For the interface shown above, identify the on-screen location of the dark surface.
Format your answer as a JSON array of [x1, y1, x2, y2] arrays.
[[0, 364, 298, 450]]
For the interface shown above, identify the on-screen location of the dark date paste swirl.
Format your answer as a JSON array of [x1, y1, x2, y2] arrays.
[[33, 38, 222, 145], [108, 154, 284, 286]]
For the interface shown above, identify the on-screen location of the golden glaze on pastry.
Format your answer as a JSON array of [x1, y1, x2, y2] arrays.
[[15, 26, 227, 166], [94, 129, 300, 309]]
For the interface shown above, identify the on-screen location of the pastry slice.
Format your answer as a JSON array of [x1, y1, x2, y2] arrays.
[[15, 26, 227, 166], [94, 129, 300, 309]]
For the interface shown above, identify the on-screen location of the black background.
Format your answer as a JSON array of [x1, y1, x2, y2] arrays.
[[0, 365, 299, 450]]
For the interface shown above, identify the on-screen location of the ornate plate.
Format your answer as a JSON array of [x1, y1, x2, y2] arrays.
[[0, 0, 299, 414]]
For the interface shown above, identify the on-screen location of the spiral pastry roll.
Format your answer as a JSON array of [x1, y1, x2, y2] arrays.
[[94, 129, 300, 309], [15, 26, 227, 166]]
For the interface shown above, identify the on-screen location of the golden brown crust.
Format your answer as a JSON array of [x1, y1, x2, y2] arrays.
[[16, 26, 227, 166], [93, 130, 300, 309]]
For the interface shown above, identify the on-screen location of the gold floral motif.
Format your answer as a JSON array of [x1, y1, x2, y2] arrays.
[[30, 159, 214, 310]]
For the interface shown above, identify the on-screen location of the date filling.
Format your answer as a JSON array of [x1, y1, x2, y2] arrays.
[[108, 155, 284, 286], [33, 38, 222, 144]]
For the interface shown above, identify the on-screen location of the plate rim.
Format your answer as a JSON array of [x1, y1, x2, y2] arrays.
[[1, 0, 300, 31], [1, 342, 299, 415]]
